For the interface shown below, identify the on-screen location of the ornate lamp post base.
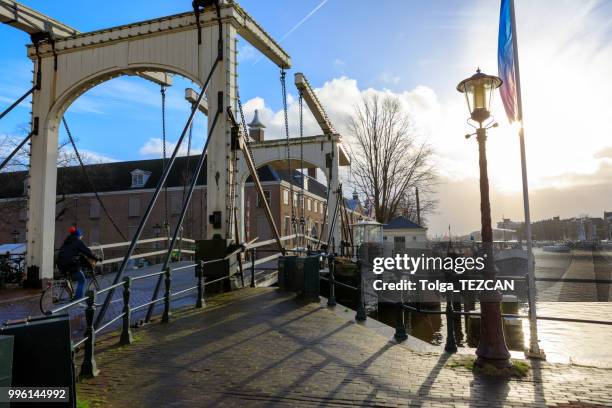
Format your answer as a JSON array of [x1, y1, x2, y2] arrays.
[[475, 301, 512, 369]]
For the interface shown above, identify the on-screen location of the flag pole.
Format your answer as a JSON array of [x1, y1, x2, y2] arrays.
[[509, 0, 544, 359]]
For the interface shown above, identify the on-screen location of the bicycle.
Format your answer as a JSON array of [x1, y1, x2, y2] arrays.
[[0, 253, 25, 287], [39, 254, 103, 314]]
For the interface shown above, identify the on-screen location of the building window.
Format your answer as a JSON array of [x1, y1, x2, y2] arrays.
[[284, 216, 291, 235], [90, 227, 100, 245], [283, 189, 289, 205], [257, 190, 271, 208], [130, 169, 151, 188], [128, 225, 138, 240], [307, 199, 312, 211], [293, 192, 298, 207], [393, 236, 405, 250], [128, 196, 140, 217], [89, 199, 100, 219], [320, 202, 325, 214], [171, 194, 182, 215], [314, 201, 318, 213]]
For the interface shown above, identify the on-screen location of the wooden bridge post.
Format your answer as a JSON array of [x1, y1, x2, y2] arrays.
[[119, 277, 133, 345], [162, 267, 172, 323], [80, 290, 99, 378]]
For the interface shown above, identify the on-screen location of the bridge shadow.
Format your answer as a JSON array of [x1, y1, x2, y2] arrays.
[[85, 288, 538, 406]]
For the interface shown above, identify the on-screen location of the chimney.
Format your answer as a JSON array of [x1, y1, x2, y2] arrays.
[[248, 109, 265, 142]]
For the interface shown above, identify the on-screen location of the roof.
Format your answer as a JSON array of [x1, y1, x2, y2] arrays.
[[248, 109, 266, 129], [0, 156, 208, 199], [383, 216, 424, 230], [0, 156, 329, 200], [274, 170, 327, 199], [344, 198, 360, 211]]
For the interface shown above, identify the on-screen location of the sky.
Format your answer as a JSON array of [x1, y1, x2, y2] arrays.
[[1, 0, 611, 236]]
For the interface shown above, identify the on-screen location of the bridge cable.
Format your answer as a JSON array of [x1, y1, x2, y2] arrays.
[[326, 184, 342, 253], [179, 109, 194, 247], [98, 56, 222, 327], [315, 185, 331, 251], [298, 93, 305, 249], [61, 117, 133, 246], [280, 70, 297, 242], [140, 0, 224, 324], [161, 85, 170, 239], [144, 99, 222, 323]]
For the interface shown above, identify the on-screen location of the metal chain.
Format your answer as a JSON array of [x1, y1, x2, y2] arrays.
[[237, 90, 256, 165], [299, 93, 306, 247], [280, 70, 297, 238], [62, 117, 133, 247], [181, 110, 194, 237], [160, 85, 169, 233]]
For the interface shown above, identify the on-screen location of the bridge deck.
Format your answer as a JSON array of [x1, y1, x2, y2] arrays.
[[78, 288, 612, 407]]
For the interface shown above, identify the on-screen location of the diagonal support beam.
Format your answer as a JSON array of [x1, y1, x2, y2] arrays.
[[228, 107, 285, 254], [232, 3, 291, 69], [294, 72, 335, 135], [185, 88, 208, 115]]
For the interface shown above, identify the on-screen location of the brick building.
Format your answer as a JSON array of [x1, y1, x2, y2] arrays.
[[0, 155, 368, 255]]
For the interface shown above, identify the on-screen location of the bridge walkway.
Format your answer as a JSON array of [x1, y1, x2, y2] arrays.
[[77, 287, 612, 407]]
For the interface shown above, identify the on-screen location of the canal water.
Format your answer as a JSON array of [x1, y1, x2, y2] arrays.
[[368, 248, 612, 368]]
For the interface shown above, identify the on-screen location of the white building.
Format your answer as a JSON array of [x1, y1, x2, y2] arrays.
[[383, 216, 428, 251]]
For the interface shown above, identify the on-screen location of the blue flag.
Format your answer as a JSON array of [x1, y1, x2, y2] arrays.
[[498, 0, 519, 122]]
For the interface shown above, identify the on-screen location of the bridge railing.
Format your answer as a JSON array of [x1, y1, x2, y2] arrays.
[[43, 233, 320, 379], [346, 258, 612, 353], [89, 237, 195, 268]]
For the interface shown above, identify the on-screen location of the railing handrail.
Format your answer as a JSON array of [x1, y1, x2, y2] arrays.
[[90, 237, 185, 251]]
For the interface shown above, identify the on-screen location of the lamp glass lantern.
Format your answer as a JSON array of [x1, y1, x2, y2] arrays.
[[456, 69, 502, 125]]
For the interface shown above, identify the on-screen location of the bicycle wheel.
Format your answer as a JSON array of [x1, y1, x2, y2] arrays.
[[39, 280, 73, 314]]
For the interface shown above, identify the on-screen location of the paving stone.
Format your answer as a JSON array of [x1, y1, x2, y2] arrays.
[[76, 288, 612, 407]]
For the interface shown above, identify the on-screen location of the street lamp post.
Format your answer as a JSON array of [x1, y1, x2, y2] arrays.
[[457, 69, 511, 369]]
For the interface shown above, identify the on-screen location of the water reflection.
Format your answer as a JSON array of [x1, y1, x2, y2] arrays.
[[364, 247, 612, 367]]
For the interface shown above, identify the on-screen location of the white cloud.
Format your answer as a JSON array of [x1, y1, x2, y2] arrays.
[[139, 137, 202, 158], [240, 76, 439, 144]]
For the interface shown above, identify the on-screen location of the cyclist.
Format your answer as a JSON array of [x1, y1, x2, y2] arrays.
[[56, 227, 99, 299]]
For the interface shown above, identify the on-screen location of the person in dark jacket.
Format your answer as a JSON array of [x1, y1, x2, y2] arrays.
[[56, 227, 98, 299]]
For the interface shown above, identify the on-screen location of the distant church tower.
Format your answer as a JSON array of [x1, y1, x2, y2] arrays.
[[248, 109, 266, 142]]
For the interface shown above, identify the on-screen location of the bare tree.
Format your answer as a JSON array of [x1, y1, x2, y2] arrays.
[[348, 94, 436, 224], [0, 125, 106, 225]]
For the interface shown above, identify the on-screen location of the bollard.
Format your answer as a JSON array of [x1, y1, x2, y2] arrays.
[[80, 290, 99, 378], [162, 266, 172, 323], [250, 248, 256, 288], [394, 301, 408, 342], [196, 261, 205, 308], [444, 292, 457, 353], [327, 254, 336, 307], [119, 277, 133, 345], [355, 260, 367, 322]]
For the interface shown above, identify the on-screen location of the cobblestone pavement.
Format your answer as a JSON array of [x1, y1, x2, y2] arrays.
[[77, 288, 612, 408]]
